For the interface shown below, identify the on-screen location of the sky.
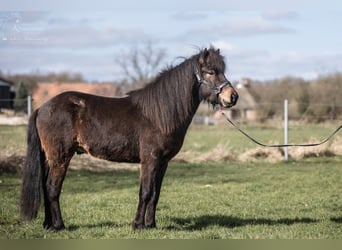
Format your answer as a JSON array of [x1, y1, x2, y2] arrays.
[[1, 1, 342, 83]]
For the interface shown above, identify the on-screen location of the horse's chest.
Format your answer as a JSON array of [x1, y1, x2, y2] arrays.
[[140, 131, 186, 161]]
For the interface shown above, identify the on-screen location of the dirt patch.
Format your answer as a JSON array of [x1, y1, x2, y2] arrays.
[[0, 115, 28, 125], [238, 147, 284, 163], [69, 154, 139, 172], [329, 136, 342, 155], [172, 144, 236, 163], [0, 153, 139, 174], [1, 137, 341, 174], [289, 143, 335, 159], [0, 154, 25, 174]]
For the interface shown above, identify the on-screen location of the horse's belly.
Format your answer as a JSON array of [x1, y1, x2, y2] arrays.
[[86, 144, 140, 163]]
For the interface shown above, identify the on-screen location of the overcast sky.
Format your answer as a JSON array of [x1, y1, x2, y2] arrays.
[[1, 1, 342, 82]]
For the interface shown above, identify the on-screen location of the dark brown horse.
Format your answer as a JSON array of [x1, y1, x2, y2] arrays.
[[20, 47, 238, 230]]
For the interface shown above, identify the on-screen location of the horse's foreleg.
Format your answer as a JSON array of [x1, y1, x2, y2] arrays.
[[144, 162, 168, 228], [132, 162, 156, 230], [43, 163, 68, 231]]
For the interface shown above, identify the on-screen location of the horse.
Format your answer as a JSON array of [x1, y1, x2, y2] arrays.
[[20, 47, 238, 231]]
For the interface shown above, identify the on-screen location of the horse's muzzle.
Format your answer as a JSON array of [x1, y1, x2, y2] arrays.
[[219, 87, 239, 108]]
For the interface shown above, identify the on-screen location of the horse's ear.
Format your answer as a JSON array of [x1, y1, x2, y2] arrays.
[[216, 48, 220, 54], [199, 48, 209, 65]]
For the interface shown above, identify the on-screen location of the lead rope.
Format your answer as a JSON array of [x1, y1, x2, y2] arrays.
[[220, 111, 342, 147]]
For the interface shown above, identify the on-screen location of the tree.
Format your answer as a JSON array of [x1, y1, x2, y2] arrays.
[[116, 41, 167, 87], [252, 76, 307, 120], [309, 73, 342, 121], [296, 81, 310, 116], [14, 81, 29, 112]]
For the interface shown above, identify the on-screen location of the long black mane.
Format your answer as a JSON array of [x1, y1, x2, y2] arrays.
[[128, 48, 225, 134]]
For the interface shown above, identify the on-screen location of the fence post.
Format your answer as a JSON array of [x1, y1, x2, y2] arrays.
[[284, 99, 289, 161], [27, 95, 32, 118]]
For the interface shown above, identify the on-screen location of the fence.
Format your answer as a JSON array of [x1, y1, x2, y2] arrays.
[[0, 96, 32, 116], [219, 99, 342, 161], [1, 96, 341, 121], [1, 97, 341, 161], [252, 102, 342, 122]]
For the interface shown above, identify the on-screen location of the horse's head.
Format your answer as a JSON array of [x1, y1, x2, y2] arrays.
[[196, 47, 238, 109]]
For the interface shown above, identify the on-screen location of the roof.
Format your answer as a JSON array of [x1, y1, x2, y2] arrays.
[[0, 79, 11, 87], [33, 82, 119, 108], [231, 82, 257, 110]]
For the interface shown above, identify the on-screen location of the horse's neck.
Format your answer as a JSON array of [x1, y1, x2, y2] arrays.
[[130, 67, 200, 134]]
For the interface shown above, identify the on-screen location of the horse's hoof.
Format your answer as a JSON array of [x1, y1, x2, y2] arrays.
[[50, 225, 65, 232], [44, 223, 65, 232], [53, 224, 66, 231], [43, 221, 52, 230], [145, 222, 156, 229], [132, 221, 145, 230]]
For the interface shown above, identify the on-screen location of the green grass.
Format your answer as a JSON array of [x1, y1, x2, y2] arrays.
[[0, 125, 26, 152], [1, 157, 342, 239], [1, 123, 342, 238]]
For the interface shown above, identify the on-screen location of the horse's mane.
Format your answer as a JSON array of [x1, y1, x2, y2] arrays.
[[128, 48, 225, 134]]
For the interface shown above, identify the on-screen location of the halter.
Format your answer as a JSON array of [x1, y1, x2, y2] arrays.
[[195, 70, 230, 95]]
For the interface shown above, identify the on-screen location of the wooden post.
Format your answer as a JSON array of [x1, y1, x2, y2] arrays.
[[284, 99, 289, 161], [27, 95, 32, 118]]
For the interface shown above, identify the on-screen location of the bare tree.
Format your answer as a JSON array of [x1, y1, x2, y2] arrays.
[[116, 41, 167, 86]]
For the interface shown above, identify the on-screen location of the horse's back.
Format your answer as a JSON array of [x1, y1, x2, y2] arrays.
[[38, 91, 132, 119]]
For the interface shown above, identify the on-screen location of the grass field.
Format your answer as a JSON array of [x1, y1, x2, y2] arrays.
[[1, 158, 342, 239], [1, 123, 342, 238]]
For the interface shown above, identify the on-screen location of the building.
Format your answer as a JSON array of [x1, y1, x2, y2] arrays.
[[32, 82, 120, 109], [219, 78, 257, 122], [0, 78, 15, 110]]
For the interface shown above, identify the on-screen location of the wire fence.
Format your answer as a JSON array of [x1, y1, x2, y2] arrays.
[[237, 102, 342, 122], [1, 97, 342, 124], [1, 97, 342, 162], [0, 96, 32, 117]]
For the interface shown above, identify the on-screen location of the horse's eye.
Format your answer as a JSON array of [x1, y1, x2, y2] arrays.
[[206, 70, 216, 75]]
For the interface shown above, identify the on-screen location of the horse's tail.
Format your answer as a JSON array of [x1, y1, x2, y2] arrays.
[[20, 109, 45, 221]]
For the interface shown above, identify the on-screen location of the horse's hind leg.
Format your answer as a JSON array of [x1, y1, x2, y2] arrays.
[[43, 159, 70, 231]]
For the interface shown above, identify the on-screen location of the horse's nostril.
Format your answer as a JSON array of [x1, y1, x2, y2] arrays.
[[232, 92, 239, 104]]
